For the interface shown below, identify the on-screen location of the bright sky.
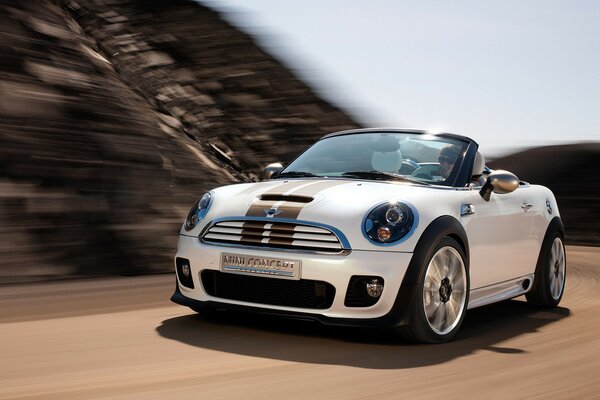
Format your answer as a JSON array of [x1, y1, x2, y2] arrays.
[[206, 0, 600, 155]]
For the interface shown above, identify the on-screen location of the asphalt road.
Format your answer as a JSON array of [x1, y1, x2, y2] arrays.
[[1, 246, 599, 400]]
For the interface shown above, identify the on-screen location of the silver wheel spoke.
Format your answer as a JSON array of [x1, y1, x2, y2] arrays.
[[447, 255, 459, 280], [558, 248, 565, 266], [453, 278, 465, 293], [549, 238, 565, 300], [425, 301, 438, 319], [558, 269, 564, 287], [552, 277, 559, 298], [426, 273, 440, 286], [555, 272, 564, 297], [440, 306, 449, 332], [431, 258, 444, 281], [442, 253, 450, 277], [423, 283, 437, 305], [449, 296, 459, 309], [431, 304, 444, 329], [446, 302, 457, 329]]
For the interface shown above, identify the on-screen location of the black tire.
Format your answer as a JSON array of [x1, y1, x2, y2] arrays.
[[397, 237, 470, 343], [526, 231, 566, 307]]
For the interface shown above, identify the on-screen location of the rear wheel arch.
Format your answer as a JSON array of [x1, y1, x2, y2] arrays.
[[526, 216, 566, 306], [532, 217, 565, 277]]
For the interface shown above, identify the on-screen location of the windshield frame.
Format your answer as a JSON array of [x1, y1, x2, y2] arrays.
[[276, 129, 479, 188]]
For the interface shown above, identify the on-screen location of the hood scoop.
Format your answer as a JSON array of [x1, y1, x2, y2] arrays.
[[259, 194, 313, 203]]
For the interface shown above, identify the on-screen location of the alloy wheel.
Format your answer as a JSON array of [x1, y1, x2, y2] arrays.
[[423, 246, 467, 335]]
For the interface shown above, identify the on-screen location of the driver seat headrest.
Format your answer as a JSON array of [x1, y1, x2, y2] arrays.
[[371, 150, 403, 173], [472, 151, 485, 177]]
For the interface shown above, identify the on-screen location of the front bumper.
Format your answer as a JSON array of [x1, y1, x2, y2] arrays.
[[172, 235, 415, 327]]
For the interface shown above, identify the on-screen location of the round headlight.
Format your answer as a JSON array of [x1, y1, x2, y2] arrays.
[[184, 192, 212, 231], [364, 201, 415, 244]]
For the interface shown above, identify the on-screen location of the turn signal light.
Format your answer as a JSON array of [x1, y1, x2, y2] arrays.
[[377, 226, 391, 241]]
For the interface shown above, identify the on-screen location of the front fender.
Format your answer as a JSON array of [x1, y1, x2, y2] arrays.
[[393, 215, 469, 326]]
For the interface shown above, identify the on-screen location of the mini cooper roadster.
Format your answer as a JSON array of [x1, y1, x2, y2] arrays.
[[171, 129, 565, 343]]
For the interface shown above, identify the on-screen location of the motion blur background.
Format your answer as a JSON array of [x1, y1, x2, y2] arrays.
[[1, 0, 598, 283]]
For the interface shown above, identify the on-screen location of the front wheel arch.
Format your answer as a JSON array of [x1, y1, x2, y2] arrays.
[[394, 215, 470, 327]]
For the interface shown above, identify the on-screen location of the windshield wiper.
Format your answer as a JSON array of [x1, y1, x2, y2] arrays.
[[274, 171, 319, 178], [342, 171, 429, 185]]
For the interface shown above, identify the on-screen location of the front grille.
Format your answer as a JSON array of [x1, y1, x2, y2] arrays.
[[201, 219, 346, 253], [201, 270, 335, 309]]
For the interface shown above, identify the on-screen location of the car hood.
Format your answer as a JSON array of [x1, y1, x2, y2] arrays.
[[186, 178, 463, 252]]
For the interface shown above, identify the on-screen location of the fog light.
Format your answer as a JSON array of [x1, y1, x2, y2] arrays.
[[377, 226, 391, 241], [366, 278, 384, 298], [176, 257, 194, 289], [181, 263, 190, 277]]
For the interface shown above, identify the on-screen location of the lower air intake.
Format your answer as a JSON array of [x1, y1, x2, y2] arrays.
[[201, 270, 335, 309]]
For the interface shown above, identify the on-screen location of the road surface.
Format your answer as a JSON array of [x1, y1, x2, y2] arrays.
[[1, 246, 599, 399]]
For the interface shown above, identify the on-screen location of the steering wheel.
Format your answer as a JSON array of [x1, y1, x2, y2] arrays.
[[411, 170, 432, 180], [411, 164, 439, 180], [399, 159, 419, 175]]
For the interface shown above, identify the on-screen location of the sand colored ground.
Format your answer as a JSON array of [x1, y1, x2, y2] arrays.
[[1, 246, 599, 399]]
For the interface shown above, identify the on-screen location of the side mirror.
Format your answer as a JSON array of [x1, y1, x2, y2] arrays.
[[479, 170, 519, 201], [263, 163, 283, 179]]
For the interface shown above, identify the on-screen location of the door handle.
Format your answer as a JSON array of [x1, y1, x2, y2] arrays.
[[521, 202, 533, 211]]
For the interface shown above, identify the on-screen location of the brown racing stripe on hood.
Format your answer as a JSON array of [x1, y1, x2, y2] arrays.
[[241, 180, 350, 246], [244, 180, 349, 219]]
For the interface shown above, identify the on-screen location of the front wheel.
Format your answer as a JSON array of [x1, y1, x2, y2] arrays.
[[397, 237, 469, 343]]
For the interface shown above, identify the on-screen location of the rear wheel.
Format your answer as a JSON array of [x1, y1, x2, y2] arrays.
[[398, 237, 469, 343], [526, 234, 566, 307]]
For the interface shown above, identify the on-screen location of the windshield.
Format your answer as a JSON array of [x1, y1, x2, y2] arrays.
[[278, 132, 468, 186]]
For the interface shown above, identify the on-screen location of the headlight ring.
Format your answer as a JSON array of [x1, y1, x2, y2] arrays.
[[184, 192, 213, 231], [363, 201, 417, 245]]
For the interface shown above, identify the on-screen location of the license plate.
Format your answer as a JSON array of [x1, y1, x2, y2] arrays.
[[220, 253, 301, 280]]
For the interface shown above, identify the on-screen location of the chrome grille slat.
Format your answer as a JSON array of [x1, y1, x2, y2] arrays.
[[289, 226, 332, 234], [246, 226, 334, 235], [216, 221, 246, 228], [202, 219, 346, 253], [284, 233, 339, 242], [208, 227, 244, 235], [204, 233, 342, 246], [204, 233, 244, 242], [208, 226, 338, 242], [291, 240, 342, 249]]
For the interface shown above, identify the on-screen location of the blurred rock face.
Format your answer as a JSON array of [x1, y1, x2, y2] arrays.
[[489, 143, 600, 247], [0, 0, 359, 282]]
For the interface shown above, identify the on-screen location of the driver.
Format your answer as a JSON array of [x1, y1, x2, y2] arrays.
[[438, 145, 460, 179]]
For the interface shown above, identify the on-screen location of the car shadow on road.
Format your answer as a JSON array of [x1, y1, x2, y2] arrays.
[[156, 299, 570, 369]]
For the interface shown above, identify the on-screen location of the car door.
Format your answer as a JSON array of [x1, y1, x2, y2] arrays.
[[466, 185, 535, 290]]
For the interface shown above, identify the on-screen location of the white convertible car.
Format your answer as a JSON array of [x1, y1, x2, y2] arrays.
[[171, 129, 566, 343]]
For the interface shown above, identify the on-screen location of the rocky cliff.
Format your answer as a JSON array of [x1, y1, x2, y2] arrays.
[[0, 0, 359, 282], [2, 0, 594, 283]]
